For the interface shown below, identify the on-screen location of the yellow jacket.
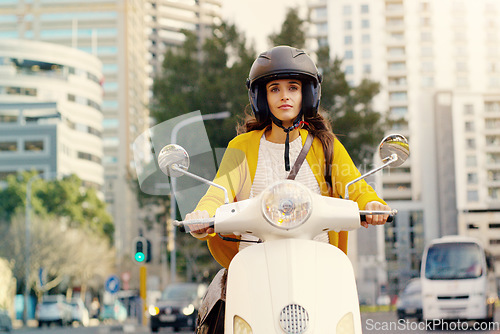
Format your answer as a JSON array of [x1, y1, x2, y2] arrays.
[[195, 128, 385, 268]]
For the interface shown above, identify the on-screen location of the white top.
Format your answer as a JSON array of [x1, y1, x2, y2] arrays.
[[240, 134, 327, 251], [250, 134, 321, 198]]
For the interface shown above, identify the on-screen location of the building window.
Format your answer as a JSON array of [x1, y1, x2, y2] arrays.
[[345, 65, 354, 74], [361, 19, 370, 29], [388, 62, 406, 71], [390, 107, 408, 117], [465, 121, 475, 132], [318, 22, 328, 34], [344, 20, 352, 30], [467, 190, 479, 201], [0, 114, 17, 123], [362, 49, 371, 59], [344, 50, 353, 59], [362, 34, 371, 43], [389, 92, 408, 101], [489, 187, 500, 200], [344, 36, 353, 45], [486, 135, 500, 146], [464, 104, 474, 114], [78, 151, 102, 164], [343, 5, 352, 15], [363, 64, 372, 74], [489, 171, 500, 182], [467, 173, 478, 184], [487, 153, 500, 164], [318, 37, 328, 47], [0, 141, 17, 152], [361, 4, 369, 13], [24, 140, 44, 152], [466, 138, 476, 149]]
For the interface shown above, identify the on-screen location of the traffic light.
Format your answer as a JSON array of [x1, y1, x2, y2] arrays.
[[133, 237, 151, 263]]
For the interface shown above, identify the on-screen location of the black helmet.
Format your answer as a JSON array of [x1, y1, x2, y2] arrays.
[[246, 45, 322, 122]]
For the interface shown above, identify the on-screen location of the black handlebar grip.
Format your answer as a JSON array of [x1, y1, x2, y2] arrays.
[[360, 215, 394, 223]]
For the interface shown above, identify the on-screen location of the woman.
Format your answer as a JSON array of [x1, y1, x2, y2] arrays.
[[185, 45, 390, 269]]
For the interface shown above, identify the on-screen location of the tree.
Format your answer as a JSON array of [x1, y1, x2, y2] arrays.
[[268, 8, 306, 48], [151, 23, 255, 149], [0, 214, 114, 297], [0, 171, 114, 242], [145, 22, 256, 280], [0, 258, 15, 311]]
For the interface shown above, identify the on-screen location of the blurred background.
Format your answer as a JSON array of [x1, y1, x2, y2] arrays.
[[0, 0, 499, 332]]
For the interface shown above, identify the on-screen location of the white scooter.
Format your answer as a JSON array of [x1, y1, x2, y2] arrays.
[[158, 134, 409, 334]]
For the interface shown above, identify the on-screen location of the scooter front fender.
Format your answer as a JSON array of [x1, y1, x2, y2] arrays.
[[225, 239, 362, 333]]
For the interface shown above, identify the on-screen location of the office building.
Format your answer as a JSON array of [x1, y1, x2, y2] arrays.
[[0, 39, 104, 189], [0, 0, 150, 261]]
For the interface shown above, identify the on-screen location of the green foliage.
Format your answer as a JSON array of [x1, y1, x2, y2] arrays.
[[0, 171, 114, 242], [152, 23, 255, 149], [268, 8, 306, 48]]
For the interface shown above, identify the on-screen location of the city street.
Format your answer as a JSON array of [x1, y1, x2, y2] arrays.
[[10, 320, 192, 334], [362, 310, 500, 334], [10, 309, 500, 333]]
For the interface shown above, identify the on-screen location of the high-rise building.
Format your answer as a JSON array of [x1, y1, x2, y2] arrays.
[[146, 0, 222, 75], [0, 0, 223, 283], [308, 0, 500, 298], [0, 0, 150, 261], [0, 38, 104, 190]]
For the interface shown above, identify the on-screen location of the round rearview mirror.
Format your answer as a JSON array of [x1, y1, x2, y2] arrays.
[[379, 134, 409, 167], [157, 144, 190, 177]]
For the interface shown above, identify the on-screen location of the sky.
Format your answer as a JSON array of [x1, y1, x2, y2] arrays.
[[219, 0, 308, 52]]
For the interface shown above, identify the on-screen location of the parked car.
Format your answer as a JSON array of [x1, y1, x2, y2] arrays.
[[396, 278, 423, 321], [149, 282, 207, 333], [0, 309, 12, 332], [100, 299, 127, 322], [36, 295, 72, 327], [69, 298, 90, 327]]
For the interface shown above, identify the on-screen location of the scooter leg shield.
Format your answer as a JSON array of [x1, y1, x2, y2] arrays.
[[224, 239, 362, 333]]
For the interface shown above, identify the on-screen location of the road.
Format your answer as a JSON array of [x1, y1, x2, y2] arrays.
[[362, 310, 500, 333], [11, 320, 192, 334], [11, 310, 500, 333]]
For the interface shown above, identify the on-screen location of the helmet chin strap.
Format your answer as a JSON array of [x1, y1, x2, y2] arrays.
[[269, 111, 307, 171]]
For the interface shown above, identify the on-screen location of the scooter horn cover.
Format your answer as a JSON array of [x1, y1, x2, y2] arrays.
[[246, 46, 322, 122]]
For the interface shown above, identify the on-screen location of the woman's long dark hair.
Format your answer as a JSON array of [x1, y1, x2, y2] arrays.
[[237, 105, 335, 187]]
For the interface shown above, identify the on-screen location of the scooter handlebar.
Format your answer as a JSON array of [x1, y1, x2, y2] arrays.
[[359, 209, 397, 224], [173, 218, 215, 234]]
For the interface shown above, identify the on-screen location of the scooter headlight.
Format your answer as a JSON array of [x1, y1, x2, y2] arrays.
[[261, 181, 312, 230]]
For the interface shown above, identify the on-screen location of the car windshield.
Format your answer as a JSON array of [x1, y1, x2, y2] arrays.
[[425, 242, 483, 280], [161, 284, 198, 301]]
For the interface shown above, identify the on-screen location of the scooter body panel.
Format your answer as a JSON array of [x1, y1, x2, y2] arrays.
[[224, 239, 362, 333]]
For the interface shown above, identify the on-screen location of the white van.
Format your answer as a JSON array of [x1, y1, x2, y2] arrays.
[[421, 235, 498, 322]]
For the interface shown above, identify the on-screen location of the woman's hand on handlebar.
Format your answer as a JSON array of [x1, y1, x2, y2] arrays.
[[184, 210, 215, 238], [362, 201, 391, 228]]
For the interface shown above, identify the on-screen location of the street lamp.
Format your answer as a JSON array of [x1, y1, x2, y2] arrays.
[[169, 111, 230, 283]]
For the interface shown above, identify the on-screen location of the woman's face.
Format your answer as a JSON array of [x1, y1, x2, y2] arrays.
[[266, 79, 302, 127]]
